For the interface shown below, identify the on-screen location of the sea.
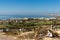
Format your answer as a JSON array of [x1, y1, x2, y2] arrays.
[[0, 15, 53, 20]]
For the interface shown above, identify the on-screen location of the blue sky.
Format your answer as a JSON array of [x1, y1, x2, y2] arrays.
[[0, 0, 60, 15]]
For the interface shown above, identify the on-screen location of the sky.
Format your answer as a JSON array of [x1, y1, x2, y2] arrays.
[[0, 0, 60, 16]]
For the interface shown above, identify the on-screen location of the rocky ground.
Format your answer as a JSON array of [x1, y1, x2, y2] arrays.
[[0, 31, 60, 40], [0, 31, 35, 40]]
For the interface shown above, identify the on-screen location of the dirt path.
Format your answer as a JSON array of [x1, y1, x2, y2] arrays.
[[0, 31, 35, 40], [20, 31, 34, 36], [43, 37, 60, 40]]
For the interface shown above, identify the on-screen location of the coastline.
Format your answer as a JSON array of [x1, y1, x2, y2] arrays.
[[0, 15, 54, 20]]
